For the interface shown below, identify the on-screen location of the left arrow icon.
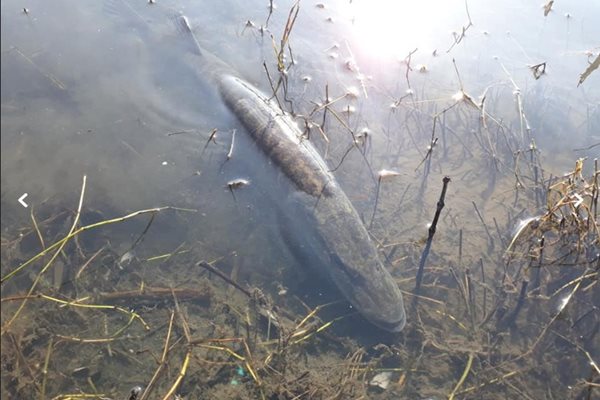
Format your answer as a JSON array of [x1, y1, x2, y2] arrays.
[[18, 193, 29, 208]]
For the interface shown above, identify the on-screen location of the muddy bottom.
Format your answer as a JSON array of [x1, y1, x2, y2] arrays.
[[1, 161, 598, 399]]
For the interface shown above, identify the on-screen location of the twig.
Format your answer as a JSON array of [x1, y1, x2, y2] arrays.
[[128, 211, 157, 254], [480, 259, 488, 322], [448, 353, 474, 400], [201, 128, 218, 154], [140, 310, 175, 400], [497, 280, 528, 330], [197, 260, 252, 298], [161, 349, 191, 400], [263, 61, 284, 110], [40, 338, 54, 400], [414, 177, 451, 297], [227, 129, 236, 160], [369, 169, 401, 229], [472, 201, 494, 249], [41, 293, 149, 328], [219, 129, 237, 171], [98, 286, 211, 304], [447, 0, 474, 53], [30, 207, 46, 250], [167, 129, 197, 136], [403, 48, 418, 89], [466, 268, 476, 326], [265, 0, 275, 27], [75, 246, 105, 279]]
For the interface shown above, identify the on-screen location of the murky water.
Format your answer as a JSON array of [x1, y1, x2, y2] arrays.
[[2, 0, 599, 398]]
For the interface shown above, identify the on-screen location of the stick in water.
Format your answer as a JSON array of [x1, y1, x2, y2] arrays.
[[414, 176, 451, 300]]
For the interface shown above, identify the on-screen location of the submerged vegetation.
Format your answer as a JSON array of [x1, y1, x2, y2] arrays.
[[2, 0, 599, 399], [1, 161, 597, 399]]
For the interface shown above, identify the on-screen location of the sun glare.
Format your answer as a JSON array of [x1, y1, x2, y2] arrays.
[[346, 0, 457, 61]]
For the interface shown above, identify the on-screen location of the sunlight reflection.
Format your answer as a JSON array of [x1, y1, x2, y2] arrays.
[[346, 0, 462, 61]]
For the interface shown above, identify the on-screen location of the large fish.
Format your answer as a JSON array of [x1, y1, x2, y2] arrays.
[[178, 15, 406, 332]]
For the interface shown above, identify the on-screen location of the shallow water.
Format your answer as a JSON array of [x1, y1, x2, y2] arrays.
[[1, 0, 599, 398]]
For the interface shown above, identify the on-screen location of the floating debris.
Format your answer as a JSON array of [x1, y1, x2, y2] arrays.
[[226, 129, 236, 160], [370, 169, 403, 228], [529, 62, 546, 79], [505, 216, 541, 254], [344, 59, 358, 72], [556, 292, 573, 314], [452, 89, 480, 109], [118, 250, 137, 269], [340, 105, 356, 115], [345, 86, 360, 99], [578, 53, 600, 86], [128, 385, 144, 400], [227, 178, 251, 190], [358, 127, 371, 138], [369, 371, 393, 390], [377, 169, 401, 180], [71, 366, 90, 379], [242, 19, 256, 35], [277, 284, 288, 296], [452, 91, 465, 102], [201, 128, 218, 154], [227, 179, 250, 203], [543, 0, 554, 16]]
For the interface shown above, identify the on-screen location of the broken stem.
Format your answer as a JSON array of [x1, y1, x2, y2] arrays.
[[414, 176, 451, 298]]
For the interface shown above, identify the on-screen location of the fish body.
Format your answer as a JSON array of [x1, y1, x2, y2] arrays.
[[180, 16, 406, 332]]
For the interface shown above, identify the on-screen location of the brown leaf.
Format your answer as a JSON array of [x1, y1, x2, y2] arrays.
[[578, 54, 600, 87], [543, 1, 554, 17]]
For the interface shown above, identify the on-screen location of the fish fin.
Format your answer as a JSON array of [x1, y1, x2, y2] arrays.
[[277, 192, 329, 274], [171, 13, 203, 56]]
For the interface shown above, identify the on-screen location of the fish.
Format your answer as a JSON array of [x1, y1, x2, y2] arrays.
[[177, 15, 406, 332]]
